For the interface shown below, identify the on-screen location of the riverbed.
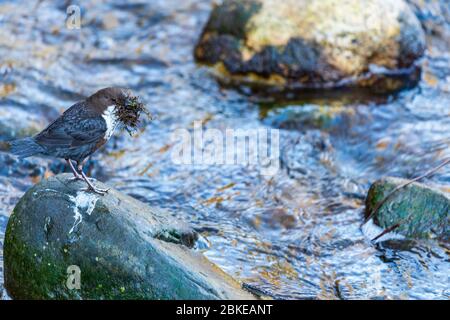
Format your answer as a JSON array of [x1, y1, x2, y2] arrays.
[[0, 0, 449, 299]]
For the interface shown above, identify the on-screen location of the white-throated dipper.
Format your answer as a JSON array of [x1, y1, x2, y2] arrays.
[[10, 87, 147, 195]]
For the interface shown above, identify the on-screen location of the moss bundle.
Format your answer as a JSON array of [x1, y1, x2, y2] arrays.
[[114, 95, 151, 135]]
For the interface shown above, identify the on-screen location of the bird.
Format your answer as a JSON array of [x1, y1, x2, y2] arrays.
[[10, 87, 146, 195]]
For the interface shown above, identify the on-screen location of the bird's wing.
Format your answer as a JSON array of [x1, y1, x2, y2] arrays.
[[35, 103, 107, 148]]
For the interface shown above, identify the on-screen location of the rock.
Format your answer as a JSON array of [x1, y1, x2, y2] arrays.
[[406, 0, 450, 48], [365, 177, 449, 240], [4, 174, 254, 299], [195, 0, 425, 91], [262, 104, 353, 132]]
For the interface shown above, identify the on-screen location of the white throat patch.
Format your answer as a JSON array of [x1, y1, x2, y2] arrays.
[[102, 105, 119, 140]]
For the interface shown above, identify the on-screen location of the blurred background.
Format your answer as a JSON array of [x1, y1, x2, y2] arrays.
[[0, 0, 449, 299]]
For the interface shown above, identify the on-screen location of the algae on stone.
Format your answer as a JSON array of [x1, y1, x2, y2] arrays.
[[365, 177, 449, 240]]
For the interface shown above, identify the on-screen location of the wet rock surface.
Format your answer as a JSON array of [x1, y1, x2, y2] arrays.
[[407, 0, 450, 49], [366, 177, 449, 240], [262, 104, 353, 132], [4, 174, 253, 299], [195, 0, 425, 91]]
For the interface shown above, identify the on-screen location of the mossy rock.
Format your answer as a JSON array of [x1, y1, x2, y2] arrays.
[[4, 174, 254, 300], [195, 0, 425, 91], [365, 177, 449, 240]]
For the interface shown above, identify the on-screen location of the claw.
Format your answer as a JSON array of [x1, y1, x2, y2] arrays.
[[74, 160, 110, 196], [82, 185, 110, 195]]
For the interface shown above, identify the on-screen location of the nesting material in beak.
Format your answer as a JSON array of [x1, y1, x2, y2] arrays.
[[115, 95, 151, 135]]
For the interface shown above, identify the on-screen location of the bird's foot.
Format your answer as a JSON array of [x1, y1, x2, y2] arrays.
[[82, 185, 110, 195]]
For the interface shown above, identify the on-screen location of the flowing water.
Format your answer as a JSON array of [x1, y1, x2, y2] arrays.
[[0, 0, 449, 299]]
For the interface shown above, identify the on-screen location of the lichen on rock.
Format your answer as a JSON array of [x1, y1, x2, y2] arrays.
[[195, 0, 426, 91]]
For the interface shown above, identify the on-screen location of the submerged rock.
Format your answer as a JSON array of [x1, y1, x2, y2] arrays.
[[365, 177, 449, 240], [262, 104, 353, 132], [4, 174, 254, 299], [195, 0, 425, 91]]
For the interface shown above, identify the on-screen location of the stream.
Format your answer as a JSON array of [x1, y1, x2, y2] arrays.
[[0, 0, 449, 299]]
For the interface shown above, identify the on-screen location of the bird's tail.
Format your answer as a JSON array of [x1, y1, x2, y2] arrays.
[[10, 137, 44, 158]]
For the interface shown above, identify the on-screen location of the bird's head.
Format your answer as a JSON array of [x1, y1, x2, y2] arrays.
[[88, 87, 150, 135]]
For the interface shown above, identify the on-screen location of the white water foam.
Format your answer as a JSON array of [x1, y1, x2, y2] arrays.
[[361, 219, 405, 242]]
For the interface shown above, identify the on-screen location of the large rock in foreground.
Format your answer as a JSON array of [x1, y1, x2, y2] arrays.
[[195, 0, 425, 91], [4, 174, 254, 300], [365, 177, 449, 240]]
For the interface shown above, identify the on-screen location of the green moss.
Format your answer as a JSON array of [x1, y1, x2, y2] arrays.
[[5, 217, 187, 299], [366, 178, 449, 239], [4, 212, 74, 299]]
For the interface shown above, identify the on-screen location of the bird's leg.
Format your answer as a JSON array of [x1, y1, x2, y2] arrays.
[[66, 159, 83, 181], [77, 162, 110, 195]]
